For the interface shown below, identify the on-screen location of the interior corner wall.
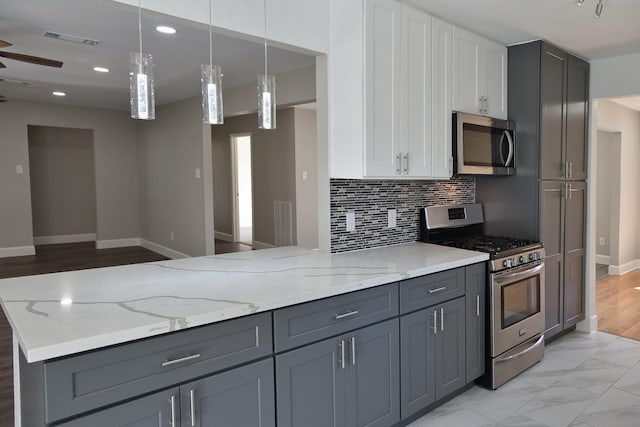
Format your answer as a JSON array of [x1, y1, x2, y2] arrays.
[[28, 126, 97, 238], [595, 99, 640, 267], [211, 108, 297, 247], [595, 130, 614, 260], [137, 96, 207, 257], [294, 108, 319, 249], [0, 100, 139, 251]]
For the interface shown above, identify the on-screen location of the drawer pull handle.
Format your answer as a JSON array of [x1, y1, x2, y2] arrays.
[[170, 395, 177, 427], [338, 340, 346, 369], [161, 353, 201, 367], [190, 389, 196, 427], [335, 310, 359, 320], [429, 286, 446, 294], [350, 336, 356, 366]]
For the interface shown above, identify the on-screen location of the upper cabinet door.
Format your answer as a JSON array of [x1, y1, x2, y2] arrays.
[[452, 27, 481, 115], [540, 43, 567, 180], [431, 17, 453, 178], [483, 40, 508, 119], [401, 6, 432, 177], [565, 56, 589, 181], [364, 0, 402, 177]]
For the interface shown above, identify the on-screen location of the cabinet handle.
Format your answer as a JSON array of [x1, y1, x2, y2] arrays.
[[170, 395, 177, 427], [440, 308, 445, 331], [338, 340, 346, 369], [350, 336, 356, 366], [432, 310, 438, 334], [161, 353, 201, 367], [189, 389, 196, 427], [565, 183, 573, 200], [429, 286, 446, 294], [335, 310, 359, 320], [569, 162, 573, 179], [476, 295, 480, 317], [403, 153, 409, 174], [396, 154, 401, 175]]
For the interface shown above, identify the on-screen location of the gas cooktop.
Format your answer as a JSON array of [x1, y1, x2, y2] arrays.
[[432, 235, 542, 258]]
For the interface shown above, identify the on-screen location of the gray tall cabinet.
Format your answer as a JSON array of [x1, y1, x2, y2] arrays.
[[477, 40, 589, 340]]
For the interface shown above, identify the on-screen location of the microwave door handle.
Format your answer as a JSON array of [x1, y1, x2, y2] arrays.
[[499, 131, 507, 166], [504, 130, 514, 167]]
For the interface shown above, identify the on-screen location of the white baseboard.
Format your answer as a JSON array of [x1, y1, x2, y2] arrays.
[[609, 259, 640, 276], [140, 239, 190, 259], [595, 255, 610, 265], [252, 240, 275, 250], [0, 246, 36, 258], [577, 314, 598, 334], [96, 238, 142, 249], [214, 231, 233, 242], [34, 233, 96, 245]]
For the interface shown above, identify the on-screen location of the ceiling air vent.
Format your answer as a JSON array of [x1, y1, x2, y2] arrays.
[[43, 31, 100, 46]]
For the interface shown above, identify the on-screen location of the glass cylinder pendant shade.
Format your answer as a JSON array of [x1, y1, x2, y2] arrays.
[[129, 52, 155, 120], [258, 74, 276, 129], [201, 64, 224, 124]]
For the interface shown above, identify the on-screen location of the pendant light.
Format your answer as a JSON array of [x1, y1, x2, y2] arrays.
[[201, 0, 224, 124], [129, 0, 155, 120], [258, 0, 276, 129]]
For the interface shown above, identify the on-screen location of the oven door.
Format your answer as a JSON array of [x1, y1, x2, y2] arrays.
[[490, 260, 545, 357]]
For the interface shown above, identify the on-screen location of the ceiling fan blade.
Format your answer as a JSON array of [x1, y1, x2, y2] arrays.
[[0, 40, 11, 48], [0, 51, 63, 68], [0, 61, 5, 68]]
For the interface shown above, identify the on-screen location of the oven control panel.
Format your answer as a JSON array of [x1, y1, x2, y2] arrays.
[[492, 248, 545, 272]]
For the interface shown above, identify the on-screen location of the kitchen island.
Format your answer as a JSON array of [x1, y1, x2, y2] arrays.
[[0, 242, 488, 426]]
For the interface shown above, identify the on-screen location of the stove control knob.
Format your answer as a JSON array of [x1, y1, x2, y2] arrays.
[[519, 256, 526, 264], [503, 259, 514, 268], [529, 253, 535, 261], [533, 252, 540, 261]]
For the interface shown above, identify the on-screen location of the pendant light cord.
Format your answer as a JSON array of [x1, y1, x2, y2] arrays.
[[138, 0, 143, 54], [209, 0, 213, 67], [263, 0, 268, 77]]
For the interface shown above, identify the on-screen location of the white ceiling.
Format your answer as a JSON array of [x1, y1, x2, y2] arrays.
[[0, 0, 315, 110], [2, 0, 640, 110]]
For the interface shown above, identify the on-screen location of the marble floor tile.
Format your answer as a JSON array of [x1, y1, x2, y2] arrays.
[[406, 405, 497, 427], [612, 360, 640, 397], [515, 384, 598, 427], [544, 335, 608, 364], [498, 414, 550, 426], [557, 357, 628, 395], [518, 355, 582, 388], [591, 337, 640, 368], [576, 387, 640, 427]]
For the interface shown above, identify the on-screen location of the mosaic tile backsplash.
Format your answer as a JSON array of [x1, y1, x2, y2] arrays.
[[330, 178, 475, 253]]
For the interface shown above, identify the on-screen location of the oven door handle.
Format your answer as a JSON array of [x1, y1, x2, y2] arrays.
[[494, 262, 544, 284], [495, 334, 544, 363]]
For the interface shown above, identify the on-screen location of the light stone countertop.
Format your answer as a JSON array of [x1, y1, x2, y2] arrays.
[[0, 242, 488, 363]]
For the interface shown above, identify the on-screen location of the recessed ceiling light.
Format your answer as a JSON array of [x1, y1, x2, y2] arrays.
[[52, 91, 66, 97], [93, 66, 109, 73], [156, 26, 176, 34]]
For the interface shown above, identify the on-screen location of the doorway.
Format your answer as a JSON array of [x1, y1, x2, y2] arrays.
[[231, 133, 253, 246]]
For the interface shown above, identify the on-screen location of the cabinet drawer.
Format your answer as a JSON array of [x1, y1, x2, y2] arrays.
[[43, 312, 272, 424], [399, 267, 464, 314], [274, 283, 398, 352]]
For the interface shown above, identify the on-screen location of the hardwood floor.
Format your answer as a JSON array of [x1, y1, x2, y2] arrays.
[[215, 239, 253, 254], [597, 268, 640, 342], [0, 243, 168, 427]]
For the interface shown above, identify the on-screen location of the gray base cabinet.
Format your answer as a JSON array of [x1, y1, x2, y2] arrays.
[[276, 318, 400, 427], [60, 359, 275, 427], [465, 262, 486, 382]]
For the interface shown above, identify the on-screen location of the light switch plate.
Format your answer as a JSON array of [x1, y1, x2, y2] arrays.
[[388, 209, 397, 228], [195, 168, 201, 179], [15, 165, 24, 174], [346, 211, 355, 232]]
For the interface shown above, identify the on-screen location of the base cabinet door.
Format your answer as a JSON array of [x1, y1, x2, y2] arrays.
[[435, 298, 466, 398], [346, 319, 400, 427], [182, 358, 275, 427], [58, 388, 179, 427], [465, 263, 486, 382], [563, 181, 586, 327], [276, 336, 347, 427]]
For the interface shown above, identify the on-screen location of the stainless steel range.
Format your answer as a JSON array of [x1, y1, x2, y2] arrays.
[[420, 203, 545, 389]]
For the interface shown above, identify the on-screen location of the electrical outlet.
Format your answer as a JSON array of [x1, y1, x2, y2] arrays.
[[388, 209, 397, 228], [195, 168, 201, 179], [346, 211, 356, 232], [15, 165, 23, 174], [599, 237, 605, 246], [170, 232, 175, 241], [302, 170, 308, 180]]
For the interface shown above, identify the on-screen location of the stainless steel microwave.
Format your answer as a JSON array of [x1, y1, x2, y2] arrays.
[[453, 112, 515, 176]]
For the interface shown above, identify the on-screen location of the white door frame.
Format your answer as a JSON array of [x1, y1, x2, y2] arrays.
[[230, 132, 253, 243]]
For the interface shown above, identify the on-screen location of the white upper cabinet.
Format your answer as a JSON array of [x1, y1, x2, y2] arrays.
[[452, 27, 507, 119], [364, 0, 402, 177]]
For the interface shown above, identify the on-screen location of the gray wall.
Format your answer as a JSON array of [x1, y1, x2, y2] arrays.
[[137, 97, 207, 257], [28, 126, 97, 238], [212, 109, 297, 247], [595, 130, 615, 260], [294, 107, 319, 249], [0, 100, 140, 251]]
